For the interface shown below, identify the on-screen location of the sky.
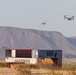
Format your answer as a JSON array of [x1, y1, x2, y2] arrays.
[[0, 0, 76, 37]]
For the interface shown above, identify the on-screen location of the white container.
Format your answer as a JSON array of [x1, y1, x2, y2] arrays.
[[11, 50, 16, 57], [32, 50, 38, 58]]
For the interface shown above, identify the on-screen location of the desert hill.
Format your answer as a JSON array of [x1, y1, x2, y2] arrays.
[[0, 26, 76, 58]]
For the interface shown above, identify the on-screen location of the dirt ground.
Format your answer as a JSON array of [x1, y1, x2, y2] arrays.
[[0, 68, 76, 75], [31, 68, 76, 75]]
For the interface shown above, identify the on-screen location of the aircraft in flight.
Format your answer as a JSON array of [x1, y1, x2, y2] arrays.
[[41, 22, 46, 25], [64, 15, 74, 21]]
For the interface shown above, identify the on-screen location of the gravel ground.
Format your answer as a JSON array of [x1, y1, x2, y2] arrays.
[[0, 68, 17, 75]]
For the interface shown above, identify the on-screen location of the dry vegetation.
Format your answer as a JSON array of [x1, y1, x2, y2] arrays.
[[0, 63, 76, 75]]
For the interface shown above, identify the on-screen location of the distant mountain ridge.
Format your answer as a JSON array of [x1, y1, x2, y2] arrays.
[[0, 26, 76, 58]]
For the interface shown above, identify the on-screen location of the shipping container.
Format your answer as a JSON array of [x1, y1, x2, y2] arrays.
[[5, 49, 32, 58], [5, 49, 62, 67], [38, 50, 62, 67], [38, 50, 62, 58]]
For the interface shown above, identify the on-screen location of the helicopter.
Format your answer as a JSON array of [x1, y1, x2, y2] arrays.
[[64, 15, 74, 21]]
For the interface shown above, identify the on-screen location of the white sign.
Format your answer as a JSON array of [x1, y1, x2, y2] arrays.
[[5, 58, 37, 64]]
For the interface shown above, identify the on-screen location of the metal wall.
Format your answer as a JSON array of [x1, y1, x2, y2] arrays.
[[38, 50, 46, 58], [38, 50, 62, 58], [53, 58, 62, 67], [16, 49, 32, 58], [6, 50, 11, 57]]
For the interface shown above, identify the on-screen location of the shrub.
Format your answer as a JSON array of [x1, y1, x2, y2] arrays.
[[0, 63, 8, 67]]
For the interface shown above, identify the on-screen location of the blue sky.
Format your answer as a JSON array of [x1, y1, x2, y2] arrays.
[[0, 0, 76, 37]]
